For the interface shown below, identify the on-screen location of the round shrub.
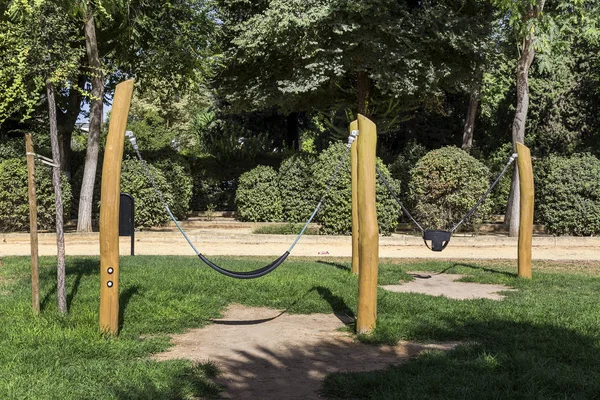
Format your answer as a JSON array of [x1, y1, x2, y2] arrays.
[[278, 154, 318, 223], [536, 154, 600, 235], [119, 158, 174, 228], [235, 165, 283, 222], [153, 159, 193, 220], [313, 142, 401, 235], [409, 146, 492, 231], [0, 158, 72, 232]]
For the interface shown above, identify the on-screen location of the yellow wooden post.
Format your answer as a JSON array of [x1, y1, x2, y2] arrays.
[[99, 79, 134, 335], [350, 120, 360, 275], [516, 143, 533, 279], [356, 114, 379, 334], [25, 134, 40, 314]]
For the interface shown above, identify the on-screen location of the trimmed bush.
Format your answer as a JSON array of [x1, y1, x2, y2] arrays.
[[313, 142, 401, 235], [536, 154, 600, 235], [278, 154, 318, 223], [0, 137, 26, 160], [235, 165, 283, 222], [409, 146, 492, 230], [119, 158, 174, 228], [0, 158, 72, 232], [153, 159, 193, 220]]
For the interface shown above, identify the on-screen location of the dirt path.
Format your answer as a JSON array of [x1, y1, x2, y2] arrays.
[[154, 304, 458, 399], [2, 229, 600, 260]]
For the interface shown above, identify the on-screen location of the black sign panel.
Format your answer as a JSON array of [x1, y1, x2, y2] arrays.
[[119, 193, 135, 255]]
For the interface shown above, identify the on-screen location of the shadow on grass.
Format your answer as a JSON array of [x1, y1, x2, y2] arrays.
[[449, 262, 517, 278], [41, 258, 98, 311], [138, 317, 600, 399], [112, 361, 222, 399], [322, 319, 600, 399], [211, 286, 355, 326], [317, 260, 352, 272], [119, 285, 141, 333]]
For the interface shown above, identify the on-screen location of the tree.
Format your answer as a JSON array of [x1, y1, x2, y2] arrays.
[[494, 0, 599, 236], [216, 0, 495, 126], [1, 0, 82, 313], [76, 0, 215, 231], [77, 0, 104, 232]]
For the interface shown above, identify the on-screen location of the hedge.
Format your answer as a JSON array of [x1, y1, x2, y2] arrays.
[[0, 158, 72, 232], [313, 142, 401, 235], [409, 146, 492, 231], [235, 165, 283, 222], [278, 154, 318, 223], [536, 153, 600, 235]]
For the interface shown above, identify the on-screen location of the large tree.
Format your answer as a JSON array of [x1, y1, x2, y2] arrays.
[[70, 0, 215, 232], [216, 0, 494, 130], [1, 0, 82, 313], [494, 0, 599, 236]]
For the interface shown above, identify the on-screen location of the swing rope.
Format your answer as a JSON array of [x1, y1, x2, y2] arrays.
[[377, 152, 518, 251], [125, 130, 356, 279]]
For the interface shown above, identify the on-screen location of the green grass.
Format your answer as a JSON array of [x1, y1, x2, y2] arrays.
[[252, 222, 320, 235], [0, 256, 599, 399]]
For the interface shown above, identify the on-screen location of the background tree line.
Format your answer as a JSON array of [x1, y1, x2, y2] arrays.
[[1, 0, 600, 238]]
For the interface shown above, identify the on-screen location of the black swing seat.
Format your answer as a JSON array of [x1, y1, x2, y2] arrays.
[[422, 230, 452, 252]]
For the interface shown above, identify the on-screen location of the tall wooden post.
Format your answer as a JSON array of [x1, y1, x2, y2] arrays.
[[99, 79, 134, 335], [356, 114, 379, 334], [25, 134, 40, 314], [517, 143, 533, 279], [350, 120, 360, 275]]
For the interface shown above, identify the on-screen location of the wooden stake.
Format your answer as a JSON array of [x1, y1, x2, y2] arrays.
[[356, 114, 379, 334], [517, 143, 533, 279], [99, 79, 134, 335], [25, 134, 40, 314], [350, 119, 359, 275]]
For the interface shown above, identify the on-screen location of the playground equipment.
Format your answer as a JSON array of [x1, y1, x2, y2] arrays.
[[99, 80, 533, 336], [377, 153, 519, 252]]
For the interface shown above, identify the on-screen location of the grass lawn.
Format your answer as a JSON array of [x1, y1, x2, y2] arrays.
[[0, 256, 599, 399]]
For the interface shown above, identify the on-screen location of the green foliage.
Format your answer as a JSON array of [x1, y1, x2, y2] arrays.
[[152, 159, 193, 220], [486, 143, 514, 215], [0, 0, 83, 124], [235, 165, 283, 222], [0, 158, 71, 232], [252, 223, 319, 235], [0, 136, 25, 160], [389, 140, 428, 209], [536, 153, 600, 235], [119, 158, 174, 228], [409, 146, 492, 230], [217, 0, 494, 117], [278, 154, 318, 223], [313, 142, 400, 235]]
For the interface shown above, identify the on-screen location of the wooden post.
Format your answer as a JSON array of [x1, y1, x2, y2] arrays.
[[350, 119, 360, 275], [517, 143, 533, 279], [356, 114, 379, 334], [25, 134, 40, 314], [99, 79, 134, 335]]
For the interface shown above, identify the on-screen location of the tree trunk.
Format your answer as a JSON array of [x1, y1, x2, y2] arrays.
[[77, 6, 104, 232], [505, 1, 544, 236], [462, 88, 479, 151], [357, 70, 372, 117], [46, 79, 67, 314], [57, 73, 86, 181]]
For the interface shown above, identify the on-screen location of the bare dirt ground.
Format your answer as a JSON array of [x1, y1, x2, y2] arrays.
[[154, 304, 458, 399], [381, 271, 516, 300], [3, 226, 600, 260]]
